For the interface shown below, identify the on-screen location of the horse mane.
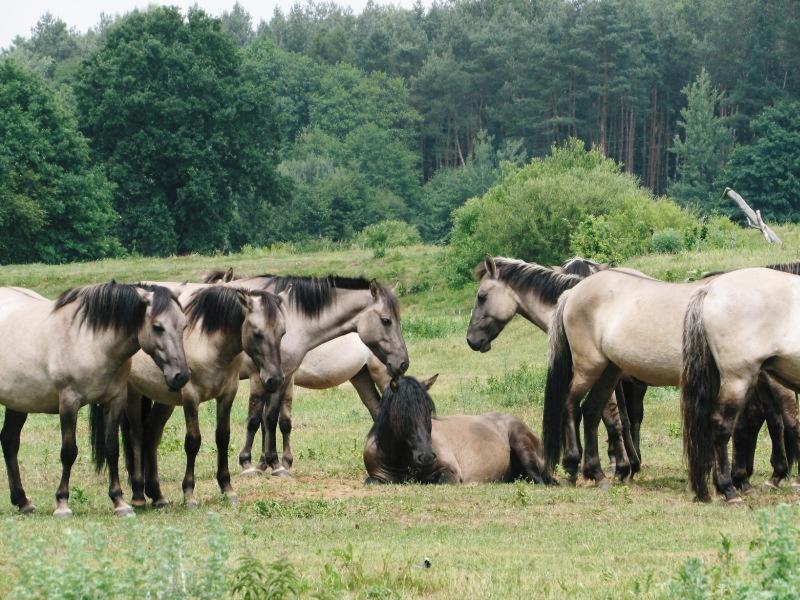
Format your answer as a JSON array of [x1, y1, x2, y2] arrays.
[[53, 282, 173, 336], [375, 376, 436, 441], [475, 257, 583, 304], [256, 274, 398, 319], [185, 287, 282, 336], [561, 257, 604, 278]]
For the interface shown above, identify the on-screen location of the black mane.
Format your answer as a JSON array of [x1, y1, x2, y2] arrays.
[[186, 287, 282, 336], [561, 257, 603, 278], [475, 257, 583, 304], [375, 376, 436, 441], [53, 283, 173, 336], [256, 274, 398, 319], [699, 261, 800, 280]]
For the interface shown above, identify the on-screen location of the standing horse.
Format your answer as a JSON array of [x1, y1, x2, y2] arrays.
[[0, 283, 189, 516], [363, 375, 553, 485], [542, 265, 796, 491], [681, 268, 800, 502], [230, 274, 409, 476], [99, 285, 287, 508], [465, 256, 637, 482]]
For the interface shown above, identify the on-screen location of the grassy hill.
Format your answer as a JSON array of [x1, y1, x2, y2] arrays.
[[1, 227, 799, 597]]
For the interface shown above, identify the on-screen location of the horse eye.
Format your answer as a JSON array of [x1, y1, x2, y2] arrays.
[[381, 317, 392, 327], [253, 331, 264, 340], [477, 293, 488, 304], [152, 323, 165, 333]]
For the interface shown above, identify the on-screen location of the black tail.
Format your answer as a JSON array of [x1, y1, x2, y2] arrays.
[[681, 288, 718, 502], [543, 294, 573, 477], [89, 404, 108, 473]]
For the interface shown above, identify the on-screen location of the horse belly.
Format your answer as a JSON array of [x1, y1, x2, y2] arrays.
[[602, 318, 683, 387]]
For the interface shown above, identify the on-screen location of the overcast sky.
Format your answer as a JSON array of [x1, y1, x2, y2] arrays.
[[2, 0, 424, 49]]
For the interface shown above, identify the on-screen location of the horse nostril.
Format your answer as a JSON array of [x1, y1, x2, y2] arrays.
[[400, 361, 409, 374]]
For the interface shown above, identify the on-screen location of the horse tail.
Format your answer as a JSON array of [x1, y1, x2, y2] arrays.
[[89, 404, 108, 473], [543, 293, 573, 477], [681, 287, 718, 502]]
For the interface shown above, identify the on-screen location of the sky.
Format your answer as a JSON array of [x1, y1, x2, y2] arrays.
[[1, 0, 424, 49]]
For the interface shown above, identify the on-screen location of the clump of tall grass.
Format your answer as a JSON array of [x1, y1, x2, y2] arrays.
[[482, 364, 546, 407]]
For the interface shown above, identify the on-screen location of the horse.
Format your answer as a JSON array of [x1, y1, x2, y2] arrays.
[[227, 274, 409, 476], [681, 267, 800, 502], [465, 256, 638, 482], [363, 375, 554, 485], [96, 284, 287, 508], [0, 283, 189, 516], [542, 263, 799, 492]]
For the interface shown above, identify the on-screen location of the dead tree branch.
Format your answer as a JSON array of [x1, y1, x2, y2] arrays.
[[722, 187, 782, 244]]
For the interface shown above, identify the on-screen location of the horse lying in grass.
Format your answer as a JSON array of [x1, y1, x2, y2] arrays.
[[363, 375, 553, 485], [0, 283, 189, 516]]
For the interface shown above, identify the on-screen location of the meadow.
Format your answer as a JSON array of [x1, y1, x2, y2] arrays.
[[1, 228, 800, 598]]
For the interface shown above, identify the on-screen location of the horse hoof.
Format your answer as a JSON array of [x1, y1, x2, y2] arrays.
[[131, 498, 148, 509], [152, 498, 170, 509], [725, 495, 744, 505], [597, 478, 613, 491], [271, 467, 292, 478], [792, 481, 800, 491], [240, 467, 263, 477], [53, 507, 73, 518], [225, 492, 239, 506], [763, 481, 780, 492], [742, 485, 757, 496], [114, 505, 135, 517], [185, 499, 199, 510]]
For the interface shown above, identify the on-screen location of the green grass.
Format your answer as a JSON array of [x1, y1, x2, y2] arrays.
[[1, 238, 800, 597]]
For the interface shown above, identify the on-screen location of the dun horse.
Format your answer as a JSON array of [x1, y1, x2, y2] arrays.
[[228, 274, 409, 476], [0, 283, 189, 516], [95, 285, 287, 507], [682, 268, 800, 502], [363, 375, 553, 485]]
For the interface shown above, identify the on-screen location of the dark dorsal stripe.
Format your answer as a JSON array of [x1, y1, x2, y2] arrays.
[[475, 257, 583, 305], [375, 376, 436, 441], [186, 287, 282, 336], [256, 274, 398, 319], [53, 282, 173, 336]]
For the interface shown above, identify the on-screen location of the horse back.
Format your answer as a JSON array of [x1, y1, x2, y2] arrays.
[[432, 415, 512, 483]]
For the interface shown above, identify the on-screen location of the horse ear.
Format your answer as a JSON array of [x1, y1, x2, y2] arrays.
[[234, 288, 251, 310], [277, 284, 292, 305], [224, 267, 234, 282], [421, 374, 439, 390], [134, 287, 153, 305], [485, 255, 497, 278], [369, 279, 381, 300]]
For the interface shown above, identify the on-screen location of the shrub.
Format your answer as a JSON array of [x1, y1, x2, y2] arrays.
[[357, 220, 421, 258], [444, 139, 697, 286], [651, 229, 684, 254]]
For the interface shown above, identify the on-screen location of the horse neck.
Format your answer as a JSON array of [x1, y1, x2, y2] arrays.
[[186, 326, 242, 370], [508, 285, 557, 333], [71, 314, 141, 366], [283, 289, 373, 368]]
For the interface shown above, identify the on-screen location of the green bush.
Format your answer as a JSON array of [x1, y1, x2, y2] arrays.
[[357, 220, 421, 258], [444, 139, 698, 286], [651, 229, 684, 254]]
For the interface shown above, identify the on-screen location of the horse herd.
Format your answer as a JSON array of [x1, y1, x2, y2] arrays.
[[0, 256, 798, 516]]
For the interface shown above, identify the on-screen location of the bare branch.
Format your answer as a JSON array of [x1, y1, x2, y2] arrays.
[[722, 187, 782, 244]]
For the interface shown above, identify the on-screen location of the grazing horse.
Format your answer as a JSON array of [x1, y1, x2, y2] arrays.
[[465, 256, 637, 482], [0, 283, 189, 516], [229, 274, 409, 476], [681, 268, 800, 502], [363, 375, 553, 485], [101, 285, 287, 508]]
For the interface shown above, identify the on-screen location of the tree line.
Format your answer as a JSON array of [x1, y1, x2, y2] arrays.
[[1, 0, 799, 264]]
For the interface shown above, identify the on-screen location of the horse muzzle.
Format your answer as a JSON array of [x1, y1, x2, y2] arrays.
[[260, 370, 284, 394], [387, 360, 409, 379], [413, 450, 437, 469], [167, 369, 191, 391], [466, 335, 491, 353]]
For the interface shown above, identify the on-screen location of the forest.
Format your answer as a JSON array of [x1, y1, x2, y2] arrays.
[[1, 0, 799, 264]]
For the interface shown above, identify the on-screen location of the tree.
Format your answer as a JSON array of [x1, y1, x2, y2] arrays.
[[725, 101, 800, 221], [670, 69, 733, 211], [75, 6, 285, 255], [221, 2, 254, 47], [0, 60, 119, 264]]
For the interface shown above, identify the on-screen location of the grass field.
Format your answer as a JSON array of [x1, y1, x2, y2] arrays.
[[1, 229, 800, 598]]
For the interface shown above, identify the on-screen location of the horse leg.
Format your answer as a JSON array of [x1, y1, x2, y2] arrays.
[[54, 391, 81, 517], [181, 398, 202, 508], [125, 390, 147, 508], [350, 365, 381, 420], [103, 395, 134, 516], [601, 399, 617, 473], [215, 389, 238, 504], [782, 392, 800, 488], [623, 378, 647, 468], [711, 379, 751, 503], [759, 375, 791, 489], [144, 401, 174, 508], [508, 422, 551, 485], [279, 384, 294, 471], [561, 376, 595, 484], [239, 374, 264, 475], [581, 365, 623, 487], [601, 392, 637, 480], [0, 409, 34, 513], [614, 382, 640, 477], [731, 389, 762, 494]]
